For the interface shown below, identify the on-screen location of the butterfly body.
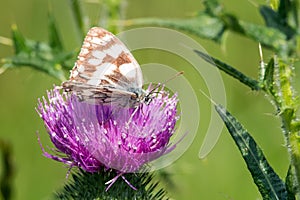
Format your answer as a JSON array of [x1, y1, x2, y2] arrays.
[[62, 27, 147, 107]]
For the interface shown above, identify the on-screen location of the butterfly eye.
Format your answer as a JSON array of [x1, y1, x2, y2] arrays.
[[144, 96, 152, 105], [131, 92, 139, 100]]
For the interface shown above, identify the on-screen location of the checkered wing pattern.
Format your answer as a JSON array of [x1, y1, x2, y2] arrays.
[[62, 27, 145, 106]]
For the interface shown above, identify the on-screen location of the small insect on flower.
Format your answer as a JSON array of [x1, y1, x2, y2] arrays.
[[37, 27, 181, 191]]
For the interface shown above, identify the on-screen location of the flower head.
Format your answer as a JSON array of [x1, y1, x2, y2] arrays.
[[37, 86, 179, 174]]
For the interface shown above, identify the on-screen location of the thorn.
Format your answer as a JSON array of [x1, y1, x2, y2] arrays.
[[258, 43, 263, 62], [198, 89, 217, 106], [258, 43, 266, 80]]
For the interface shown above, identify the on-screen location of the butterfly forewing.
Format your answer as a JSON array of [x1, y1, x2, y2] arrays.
[[62, 27, 145, 107]]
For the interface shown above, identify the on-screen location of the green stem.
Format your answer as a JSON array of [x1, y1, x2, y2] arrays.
[[290, 131, 300, 188], [274, 56, 300, 198], [6, 57, 66, 81], [281, 111, 300, 199]]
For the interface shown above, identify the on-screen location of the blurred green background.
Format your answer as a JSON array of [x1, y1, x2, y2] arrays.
[[0, 0, 297, 199]]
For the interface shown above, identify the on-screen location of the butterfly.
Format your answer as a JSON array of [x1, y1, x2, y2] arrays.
[[62, 27, 151, 108]]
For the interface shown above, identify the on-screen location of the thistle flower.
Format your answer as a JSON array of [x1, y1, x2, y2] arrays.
[[36, 86, 179, 188]]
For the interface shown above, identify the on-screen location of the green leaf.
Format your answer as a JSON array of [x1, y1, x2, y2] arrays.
[[259, 6, 295, 39], [238, 21, 288, 55], [215, 104, 288, 200], [218, 2, 290, 53], [277, 0, 299, 29], [128, 0, 226, 41], [129, 11, 288, 54], [194, 50, 261, 90], [262, 56, 297, 110], [11, 25, 28, 54], [202, 0, 223, 16], [277, 0, 291, 21], [129, 14, 225, 42], [127, 0, 291, 54], [55, 169, 168, 200], [1, 24, 75, 81], [263, 57, 276, 97]]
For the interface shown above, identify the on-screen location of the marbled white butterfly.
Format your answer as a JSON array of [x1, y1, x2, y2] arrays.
[[62, 27, 150, 107]]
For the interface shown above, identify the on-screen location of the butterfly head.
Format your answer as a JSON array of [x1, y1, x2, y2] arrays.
[[129, 88, 150, 107], [133, 87, 158, 106]]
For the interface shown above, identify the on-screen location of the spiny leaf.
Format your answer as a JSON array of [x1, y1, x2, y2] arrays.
[[218, 1, 289, 53], [129, 11, 288, 54], [11, 25, 28, 54], [263, 57, 276, 97], [55, 169, 169, 200], [262, 56, 296, 109], [277, 0, 291, 21], [126, 0, 290, 54], [194, 50, 261, 90], [215, 104, 288, 200], [259, 6, 295, 39], [129, 14, 225, 42], [1, 24, 75, 80], [238, 21, 288, 55], [202, 0, 223, 16], [277, 0, 299, 29]]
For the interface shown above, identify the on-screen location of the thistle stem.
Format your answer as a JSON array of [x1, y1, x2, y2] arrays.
[[274, 56, 300, 198]]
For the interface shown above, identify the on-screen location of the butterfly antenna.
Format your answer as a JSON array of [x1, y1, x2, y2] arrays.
[[147, 71, 184, 95]]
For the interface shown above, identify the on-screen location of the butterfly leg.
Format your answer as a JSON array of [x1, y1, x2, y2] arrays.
[[125, 106, 139, 129]]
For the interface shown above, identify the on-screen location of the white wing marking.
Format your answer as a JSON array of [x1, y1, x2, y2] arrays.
[[86, 63, 118, 86], [92, 50, 106, 60], [71, 69, 79, 78], [91, 34, 113, 45], [104, 44, 123, 58], [119, 63, 139, 79], [80, 48, 89, 56], [77, 65, 85, 73], [88, 58, 102, 65]]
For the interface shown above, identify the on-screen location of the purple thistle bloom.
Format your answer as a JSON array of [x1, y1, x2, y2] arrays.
[[37, 86, 179, 177]]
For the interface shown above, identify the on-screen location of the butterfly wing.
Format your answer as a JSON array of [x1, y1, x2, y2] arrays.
[[62, 27, 144, 105]]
